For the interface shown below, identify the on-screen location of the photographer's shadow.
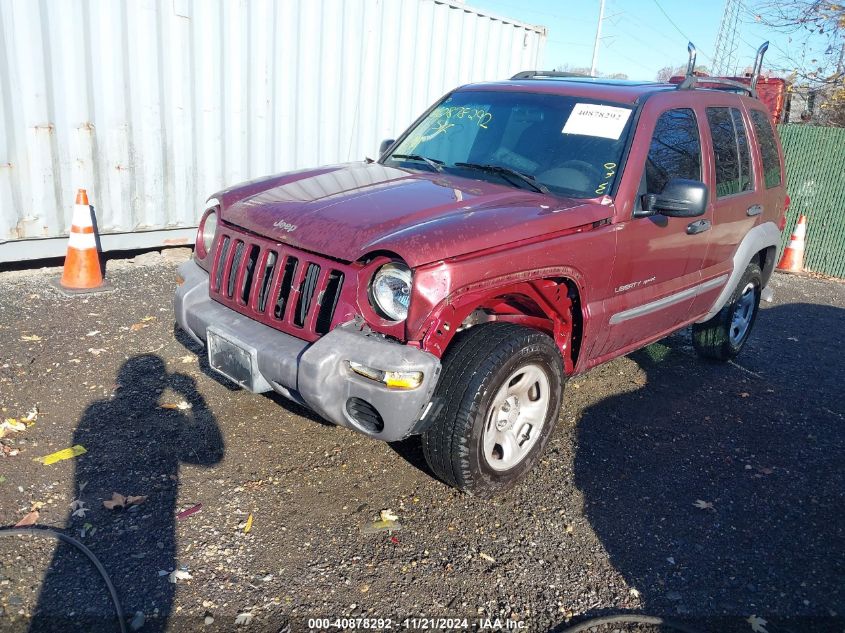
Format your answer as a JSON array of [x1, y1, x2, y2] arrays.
[[572, 302, 845, 630], [31, 354, 224, 632]]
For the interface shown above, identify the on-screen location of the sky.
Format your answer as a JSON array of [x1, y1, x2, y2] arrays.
[[467, 0, 811, 81]]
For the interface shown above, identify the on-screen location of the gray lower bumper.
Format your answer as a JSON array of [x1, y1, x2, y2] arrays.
[[173, 260, 441, 442]]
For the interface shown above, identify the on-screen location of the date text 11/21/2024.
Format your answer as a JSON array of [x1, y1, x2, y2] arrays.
[[306, 617, 527, 630]]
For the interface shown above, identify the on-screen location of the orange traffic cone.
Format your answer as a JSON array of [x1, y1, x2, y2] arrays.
[[53, 189, 111, 294], [776, 214, 807, 274]]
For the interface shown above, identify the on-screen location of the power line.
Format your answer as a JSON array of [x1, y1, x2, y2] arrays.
[[650, 0, 713, 60]]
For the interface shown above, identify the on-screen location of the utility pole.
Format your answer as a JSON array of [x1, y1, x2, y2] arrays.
[[590, 0, 606, 77]]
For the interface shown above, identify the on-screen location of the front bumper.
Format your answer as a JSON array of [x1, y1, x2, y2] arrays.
[[174, 260, 441, 442]]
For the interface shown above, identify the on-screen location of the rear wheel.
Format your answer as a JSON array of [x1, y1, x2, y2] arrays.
[[421, 323, 564, 497], [692, 262, 762, 361]]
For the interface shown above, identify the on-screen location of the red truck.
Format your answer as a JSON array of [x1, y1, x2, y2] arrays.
[[175, 57, 787, 496]]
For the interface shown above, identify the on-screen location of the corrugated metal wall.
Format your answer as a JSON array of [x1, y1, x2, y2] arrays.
[[778, 124, 845, 279], [0, 0, 546, 262]]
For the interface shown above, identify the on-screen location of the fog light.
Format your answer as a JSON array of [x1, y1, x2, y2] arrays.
[[348, 361, 423, 390]]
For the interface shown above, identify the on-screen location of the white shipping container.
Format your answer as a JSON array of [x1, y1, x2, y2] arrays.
[[0, 0, 546, 262]]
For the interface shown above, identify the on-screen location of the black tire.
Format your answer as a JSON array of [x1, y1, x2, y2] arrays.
[[421, 323, 565, 497], [692, 262, 762, 361]]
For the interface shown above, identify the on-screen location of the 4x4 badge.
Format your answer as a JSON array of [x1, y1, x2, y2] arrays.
[[272, 219, 297, 233]]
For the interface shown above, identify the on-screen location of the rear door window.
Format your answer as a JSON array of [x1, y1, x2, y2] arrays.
[[706, 107, 754, 197], [645, 108, 701, 194], [749, 109, 782, 188]]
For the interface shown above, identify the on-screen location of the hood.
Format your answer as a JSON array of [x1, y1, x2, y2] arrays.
[[216, 162, 612, 267]]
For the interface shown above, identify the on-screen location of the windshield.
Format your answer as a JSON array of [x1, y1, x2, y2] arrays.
[[384, 90, 635, 199]]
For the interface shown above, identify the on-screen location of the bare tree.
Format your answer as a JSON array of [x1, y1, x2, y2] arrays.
[[655, 65, 711, 82], [751, 1, 844, 124]]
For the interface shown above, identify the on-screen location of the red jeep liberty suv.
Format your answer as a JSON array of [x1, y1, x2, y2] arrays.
[[175, 54, 787, 496]]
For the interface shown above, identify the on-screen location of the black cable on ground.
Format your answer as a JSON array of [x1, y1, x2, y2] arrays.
[[0, 527, 128, 633], [558, 613, 705, 633]]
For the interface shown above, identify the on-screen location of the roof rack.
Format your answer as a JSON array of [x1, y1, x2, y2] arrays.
[[675, 41, 769, 99], [510, 70, 591, 80]]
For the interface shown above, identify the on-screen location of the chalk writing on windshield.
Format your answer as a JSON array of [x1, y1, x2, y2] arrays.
[[594, 162, 618, 195]]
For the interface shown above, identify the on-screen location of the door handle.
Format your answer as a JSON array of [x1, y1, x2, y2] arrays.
[[687, 219, 711, 235], [746, 204, 763, 216]]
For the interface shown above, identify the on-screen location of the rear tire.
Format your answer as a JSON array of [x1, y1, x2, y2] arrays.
[[421, 323, 564, 497], [692, 262, 762, 361]]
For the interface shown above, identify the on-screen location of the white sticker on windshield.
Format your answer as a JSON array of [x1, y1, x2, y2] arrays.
[[562, 103, 632, 140]]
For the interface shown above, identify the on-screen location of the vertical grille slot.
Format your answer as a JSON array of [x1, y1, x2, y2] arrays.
[[256, 251, 277, 313], [273, 256, 299, 319], [214, 236, 231, 292], [294, 263, 321, 327], [227, 240, 246, 298], [239, 244, 259, 304], [207, 227, 353, 342], [315, 271, 344, 334]]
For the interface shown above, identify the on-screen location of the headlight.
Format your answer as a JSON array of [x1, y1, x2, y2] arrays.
[[196, 209, 217, 258], [370, 262, 412, 321]]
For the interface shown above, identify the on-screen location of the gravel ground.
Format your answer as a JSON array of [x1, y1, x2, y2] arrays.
[[0, 253, 842, 633]]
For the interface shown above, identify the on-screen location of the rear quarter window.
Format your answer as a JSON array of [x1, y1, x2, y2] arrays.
[[749, 109, 782, 188]]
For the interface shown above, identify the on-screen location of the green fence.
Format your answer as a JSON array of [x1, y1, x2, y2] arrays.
[[777, 124, 845, 278]]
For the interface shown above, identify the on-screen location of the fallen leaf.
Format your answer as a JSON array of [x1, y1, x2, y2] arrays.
[[739, 392, 750, 398], [3, 418, 25, 430], [0, 475, 6, 484], [160, 400, 191, 410], [23, 407, 38, 423], [104, 492, 147, 510], [747, 615, 769, 633], [360, 584, 370, 593], [20, 334, 42, 342], [130, 323, 148, 332], [70, 499, 89, 518], [86, 330, 101, 337], [0, 419, 25, 437], [88, 348, 107, 356], [141, 316, 156, 322], [244, 513, 254, 534], [34, 445, 87, 465], [630, 587, 641, 598], [15, 510, 39, 527], [31, 501, 45, 511], [479, 552, 496, 563], [180, 355, 196, 364], [103, 493, 127, 510], [169, 569, 192, 583], [693, 499, 714, 510], [235, 612, 254, 626], [380, 509, 398, 522], [361, 519, 402, 534]]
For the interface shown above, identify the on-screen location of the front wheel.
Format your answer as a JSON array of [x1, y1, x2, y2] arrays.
[[421, 323, 564, 497], [692, 262, 762, 361]]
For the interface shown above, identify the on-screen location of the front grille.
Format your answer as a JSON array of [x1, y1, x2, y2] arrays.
[[210, 228, 350, 341]]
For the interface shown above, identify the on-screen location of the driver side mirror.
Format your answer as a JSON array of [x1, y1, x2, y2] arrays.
[[379, 138, 395, 158], [635, 178, 708, 218]]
